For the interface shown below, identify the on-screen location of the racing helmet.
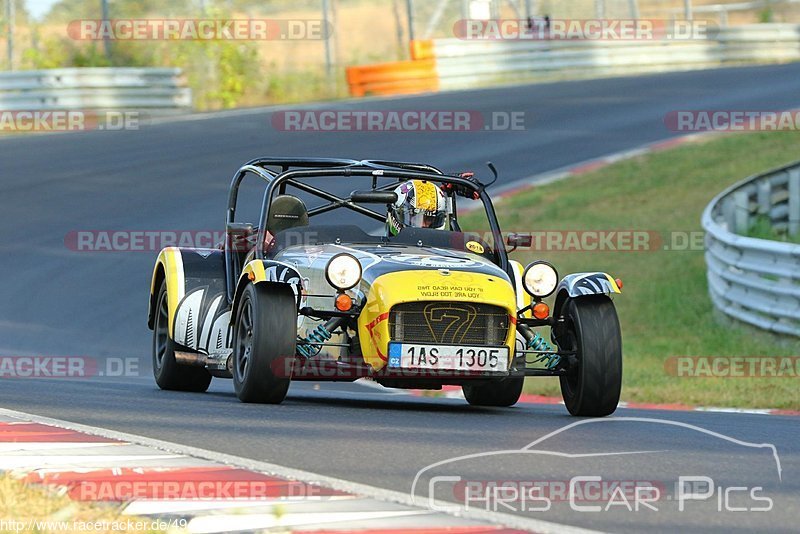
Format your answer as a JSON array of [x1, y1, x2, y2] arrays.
[[386, 180, 447, 236]]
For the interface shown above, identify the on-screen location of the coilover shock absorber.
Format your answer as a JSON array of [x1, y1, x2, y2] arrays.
[[296, 324, 331, 359], [518, 324, 561, 369], [296, 316, 348, 359]]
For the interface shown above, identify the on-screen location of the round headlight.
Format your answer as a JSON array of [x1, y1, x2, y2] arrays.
[[522, 261, 558, 298], [325, 253, 362, 290]]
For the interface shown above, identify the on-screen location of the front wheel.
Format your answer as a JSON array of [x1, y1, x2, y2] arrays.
[[463, 371, 524, 407], [232, 283, 295, 404], [558, 295, 622, 417]]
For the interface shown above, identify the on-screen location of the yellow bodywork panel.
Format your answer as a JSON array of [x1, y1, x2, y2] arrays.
[[240, 260, 267, 283], [605, 274, 622, 293], [357, 270, 518, 371], [150, 247, 185, 337], [509, 260, 532, 318]]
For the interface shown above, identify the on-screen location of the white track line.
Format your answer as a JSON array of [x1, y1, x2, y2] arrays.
[[188, 510, 433, 534], [0, 442, 117, 452], [490, 133, 714, 196], [123, 496, 355, 515]]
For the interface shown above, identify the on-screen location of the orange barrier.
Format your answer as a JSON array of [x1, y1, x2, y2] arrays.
[[345, 40, 438, 97], [409, 39, 434, 60]]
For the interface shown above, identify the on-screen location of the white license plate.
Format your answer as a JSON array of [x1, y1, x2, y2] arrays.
[[387, 343, 509, 372]]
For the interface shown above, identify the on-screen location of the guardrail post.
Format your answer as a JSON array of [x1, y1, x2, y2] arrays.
[[595, 0, 606, 19], [790, 168, 800, 236], [757, 178, 771, 217], [734, 190, 750, 234], [628, 0, 640, 19], [722, 196, 734, 231], [5, 0, 14, 70]]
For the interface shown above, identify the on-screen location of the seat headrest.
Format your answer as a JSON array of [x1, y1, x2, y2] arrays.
[[267, 195, 309, 234]]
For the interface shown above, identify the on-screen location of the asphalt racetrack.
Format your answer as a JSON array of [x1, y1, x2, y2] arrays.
[[1, 64, 799, 532]]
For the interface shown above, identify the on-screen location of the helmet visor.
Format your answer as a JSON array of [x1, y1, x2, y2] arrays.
[[401, 207, 446, 229]]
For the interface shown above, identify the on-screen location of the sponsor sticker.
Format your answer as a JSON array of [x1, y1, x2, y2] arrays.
[[466, 241, 485, 254]]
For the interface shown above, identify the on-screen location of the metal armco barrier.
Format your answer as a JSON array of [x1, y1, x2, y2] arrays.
[[346, 23, 800, 96], [0, 67, 192, 112], [702, 160, 800, 337]]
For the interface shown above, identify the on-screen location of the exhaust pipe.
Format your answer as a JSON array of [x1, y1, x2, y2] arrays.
[[174, 351, 206, 366]]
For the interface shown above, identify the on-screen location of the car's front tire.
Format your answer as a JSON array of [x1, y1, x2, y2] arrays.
[[232, 283, 295, 404], [558, 295, 622, 417], [462, 372, 524, 407], [152, 281, 212, 393]]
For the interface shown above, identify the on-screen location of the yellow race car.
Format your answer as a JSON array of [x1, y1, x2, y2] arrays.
[[147, 158, 623, 416]]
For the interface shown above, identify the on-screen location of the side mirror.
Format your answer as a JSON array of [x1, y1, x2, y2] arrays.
[[506, 233, 532, 252], [226, 222, 255, 252], [227, 222, 254, 237]]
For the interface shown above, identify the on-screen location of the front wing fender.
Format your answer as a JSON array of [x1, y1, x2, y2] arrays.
[[554, 273, 621, 317], [557, 272, 621, 298], [232, 260, 304, 318]]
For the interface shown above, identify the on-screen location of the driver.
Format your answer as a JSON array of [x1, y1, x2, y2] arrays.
[[386, 180, 448, 236]]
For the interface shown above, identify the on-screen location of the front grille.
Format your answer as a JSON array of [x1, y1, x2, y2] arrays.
[[389, 302, 509, 345]]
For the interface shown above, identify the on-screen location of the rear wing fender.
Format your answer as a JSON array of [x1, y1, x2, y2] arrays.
[[147, 247, 229, 354]]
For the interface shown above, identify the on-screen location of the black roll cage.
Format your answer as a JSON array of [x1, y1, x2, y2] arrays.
[[225, 158, 510, 301]]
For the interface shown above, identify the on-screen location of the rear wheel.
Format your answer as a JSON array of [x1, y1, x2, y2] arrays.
[[152, 281, 212, 392], [558, 295, 622, 417], [232, 283, 295, 404]]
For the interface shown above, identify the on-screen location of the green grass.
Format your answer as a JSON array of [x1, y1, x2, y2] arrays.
[[475, 132, 800, 409], [746, 215, 800, 244]]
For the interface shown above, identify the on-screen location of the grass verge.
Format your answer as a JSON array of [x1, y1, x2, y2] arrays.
[[486, 131, 800, 409], [0, 473, 178, 534]]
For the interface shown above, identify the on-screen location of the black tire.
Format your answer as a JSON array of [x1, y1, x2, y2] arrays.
[[152, 281, 212, 393], [558, 295, 622, 417], [232, 283, 295, 404], [462, 368, 524, 407]]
